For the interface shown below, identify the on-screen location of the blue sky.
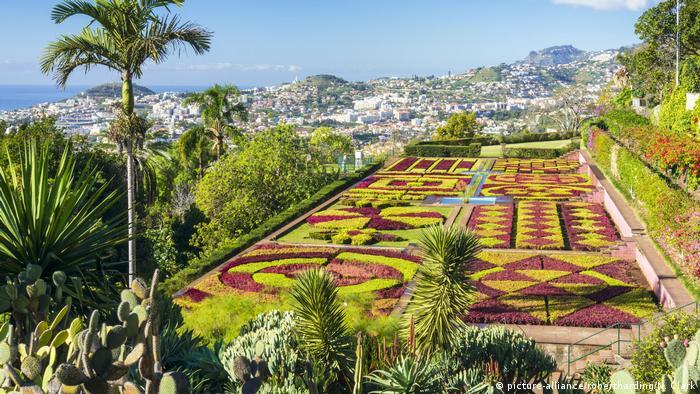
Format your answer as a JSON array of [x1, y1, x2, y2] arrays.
[[0, 0, 655, 87]]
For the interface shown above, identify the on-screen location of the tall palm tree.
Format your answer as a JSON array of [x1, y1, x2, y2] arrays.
[[404, 224, 482, 357], [177, 126, 213, 180], [41, 0, 212, 284], [183, 84, 248, 158]]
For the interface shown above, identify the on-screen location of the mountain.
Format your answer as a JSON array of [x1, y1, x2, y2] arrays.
[[82, 83, 155, 98], [522, 45, 586, 66], [300, 74, 348, 89]]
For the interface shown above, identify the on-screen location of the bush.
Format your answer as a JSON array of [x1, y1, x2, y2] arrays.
[[502, 141, 579, 159], [502, 130, 578, 144], [603, 108, 650, 138], [657, 87, 692, 135], [630, 312, 700, 385], [446, 326, 556, 388], [161, 162, 383, 295], [404, 143, 481, 157]]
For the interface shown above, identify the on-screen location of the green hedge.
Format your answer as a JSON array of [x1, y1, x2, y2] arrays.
[[416, 136, 498, 146], [161, 162, 383, 295], [601, 108, 650, 138], [502, 130, 577, 144], [404, 143, 481, 157], [502, 141, 579, 159]]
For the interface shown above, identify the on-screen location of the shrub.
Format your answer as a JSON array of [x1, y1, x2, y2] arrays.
[[657, 87, 692, 135], [603, 108, 649, 138], [447, 326, 556, 388], [630, 312, 700, 385], [404, 143, 481, 157]]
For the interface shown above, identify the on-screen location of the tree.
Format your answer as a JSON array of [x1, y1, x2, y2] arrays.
[[290, 269, 354, 390], [309, 126, 353, 165], [178, 126, 213, 181], [183, 84, 248, 159], [0, 140, 126, 289], [547, 88, 591, 133], [41, 0, 212, 284], [404, 225, 481, 357], [434, 112, 482, 140]]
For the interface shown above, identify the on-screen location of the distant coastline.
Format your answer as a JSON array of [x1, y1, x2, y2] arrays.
[[0, 84, 252, 112]]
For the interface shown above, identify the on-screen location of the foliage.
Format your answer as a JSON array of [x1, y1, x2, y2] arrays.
[[310, 127, 354, 165], [630, 312, 700, 385], [681, 56, 700, 92], [193, 124, 335, 255], [0, 140, 126, 302], [502, 142, 579, 159], [613, 87, 633, 109], [183, 84, 248, 158], [446, 326, 557, 390], [404, 142, 482, 157], [657, 86, 693, 135], [580, 363, 612, 394], [177, 126, 214, 181], [434, 111, 483, 140], [290, 269, 354, 389], [365, 355, 442, 394], [405, 225, 481, 356]]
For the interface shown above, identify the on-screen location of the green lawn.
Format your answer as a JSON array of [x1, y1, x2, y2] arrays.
[[480, 139, 574, 158]]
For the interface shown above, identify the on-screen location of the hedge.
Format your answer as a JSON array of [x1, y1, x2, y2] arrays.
[[416, 136, 499, 146], [161, 162, 384, 295], [502, 141, 579, 159], [404, 143, 481, 157], [602, 108, 650, 138], [415, 131, 578, 148]]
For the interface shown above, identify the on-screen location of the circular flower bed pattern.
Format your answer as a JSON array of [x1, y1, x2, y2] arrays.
[[307, 206, 444, 231], [182, 245, 421, 316], [464, 251, 658, 328], [344, 174, 471, 201]]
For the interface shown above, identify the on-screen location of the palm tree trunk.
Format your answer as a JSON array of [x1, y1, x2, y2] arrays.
[[217, 134, 224, 159], [123, 73, 136, 285]]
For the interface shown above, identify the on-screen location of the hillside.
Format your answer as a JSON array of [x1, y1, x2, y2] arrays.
[[82, 83, 155, 98], [522, 45, 586, 66]]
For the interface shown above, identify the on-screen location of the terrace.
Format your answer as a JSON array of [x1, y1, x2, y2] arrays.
[[177, 154, 691, 366]]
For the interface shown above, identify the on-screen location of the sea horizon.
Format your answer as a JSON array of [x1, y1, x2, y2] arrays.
[[0, 84, 257, 112]]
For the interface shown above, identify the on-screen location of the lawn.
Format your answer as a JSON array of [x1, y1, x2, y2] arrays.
[[480, 139, 575, 157]]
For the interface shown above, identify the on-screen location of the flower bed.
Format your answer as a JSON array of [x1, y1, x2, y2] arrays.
[[382, 157, 478, 174], [515, 201, 565, 250], [181, 245, 421, 316], [464, 251, 658, 327], [491, 159, 580, 174], [344, 173, 471, 201], [480, 174, 594, 200], [467, 204, 514, 248], [561, 202, 619, 251]]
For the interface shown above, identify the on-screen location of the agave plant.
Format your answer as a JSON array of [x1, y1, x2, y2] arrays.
[[404, 224, 482, 356], [290, 268, 354, 389], [0, 140, 127, 291], [366, 355, 441, 394]]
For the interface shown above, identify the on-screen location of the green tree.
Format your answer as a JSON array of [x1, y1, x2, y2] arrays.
[[434, 112, 482, 140], [194, 124, 333, 254], [41, 0, 212, 283], [183, 84, 248, 159], [0, 140, 126, 287], [404, 225, 481, 357], [309, 126, 353, 165], [178, 126, 214, 181]]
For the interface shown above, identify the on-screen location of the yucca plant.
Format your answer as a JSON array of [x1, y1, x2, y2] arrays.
[[404, 224, 481, 357], [290, 268, 354, 390], [0, 140, 127, 292]]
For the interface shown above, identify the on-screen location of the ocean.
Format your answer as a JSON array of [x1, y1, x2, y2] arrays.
[[0, 85, 233, 112]]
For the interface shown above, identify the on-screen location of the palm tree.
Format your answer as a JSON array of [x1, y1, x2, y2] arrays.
[[178, 126, 213, 181], [290, 268, 354, 390], [41, 0, 212, 284], [183, 84, 248, 158], [404, 224, 482, 357], [0, 139, 126, 281]]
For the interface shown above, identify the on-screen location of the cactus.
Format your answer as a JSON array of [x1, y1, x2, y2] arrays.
[[612, 329, 700, 394], [231, 341, 272, 394], [353, 333, 364, 394]]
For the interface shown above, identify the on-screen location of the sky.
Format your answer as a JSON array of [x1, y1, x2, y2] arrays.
[[0, 0, 658, 88]]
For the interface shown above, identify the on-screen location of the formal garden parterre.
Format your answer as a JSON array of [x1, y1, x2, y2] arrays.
[[180, 155, 659, 330]]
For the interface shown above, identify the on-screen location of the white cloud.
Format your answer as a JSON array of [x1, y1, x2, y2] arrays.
[[172, 62, 302, 72], [552, 0, 650, 10]]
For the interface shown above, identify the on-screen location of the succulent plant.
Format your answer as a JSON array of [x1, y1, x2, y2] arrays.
[[232, 341, 272, 394], [611, 329, 700, 394]]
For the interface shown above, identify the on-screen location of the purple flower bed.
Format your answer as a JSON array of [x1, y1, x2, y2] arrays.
[[259, 263, 317, 276], [561, 202, 619, 251], [366, 217, 412, 230], [555, 304, 640, 328], [520, 283, 572, 296], [413, 159, 436, 170], [434, 159, 457, 171], [342, 207, 381, 216], [307, 215, 357, 224], [464, 299, 544, 325], [481, 270, 534, 282], [219, 272, 265, 293], [183, 288, 211, 302], [326, 260, 403, 281], [552, 273, 604, 285], [593, 261, 636, 283], [540, 256, 582, 272], [471, 281, 507, 298], [391, 211, 444, 218], [375, 285, 406, 299], [502, 256, 543, 270], [586, 286, 632, 303], [468, 259, 497, 273], [354, 176, 379, 188], [388, 180, 408, 186], [388, 157, 418, 172], [455, 160, 476, 171]]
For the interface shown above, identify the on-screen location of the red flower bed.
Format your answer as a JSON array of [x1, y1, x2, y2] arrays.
[[412, 159, 436, 170], [561, 202, 619, 251], [220, 272, 265, 292], [464, 299, 544, 325], [387, 157, 418, 172], [434, 159, 457, 171], [183, 288, 211, 302], [555, 304, 639, 327]]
